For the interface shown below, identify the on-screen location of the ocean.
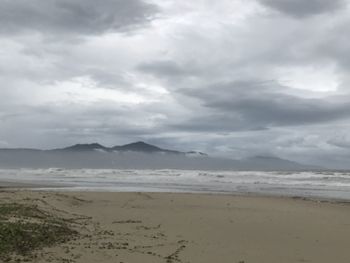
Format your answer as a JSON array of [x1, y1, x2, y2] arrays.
[[1, 168, 350, 201]]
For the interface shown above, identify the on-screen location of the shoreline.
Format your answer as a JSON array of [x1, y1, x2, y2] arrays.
[[2, 180, 350, 205], [1, 169, 350, 201], [0, 180, 59, 189]]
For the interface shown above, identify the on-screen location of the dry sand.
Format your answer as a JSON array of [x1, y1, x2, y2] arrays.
[[0, 190, 350, 263]]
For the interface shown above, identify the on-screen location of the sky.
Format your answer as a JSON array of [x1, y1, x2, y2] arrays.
[[1, 0, 350, 168]]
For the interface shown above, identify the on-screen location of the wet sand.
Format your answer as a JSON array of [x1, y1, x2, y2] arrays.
[[0, 190, 349, 263], [0, 181, 54, 189], [0, 180, 70, 189]]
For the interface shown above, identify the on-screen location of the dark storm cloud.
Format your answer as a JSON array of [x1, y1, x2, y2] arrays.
[[259, 0, 346, 18], [176, 80, 350, 132], [0, 0, 158, 35]]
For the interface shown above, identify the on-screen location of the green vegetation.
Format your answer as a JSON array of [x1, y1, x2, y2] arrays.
[[0, 203, 77, 261], [0, 203, 47, 220]]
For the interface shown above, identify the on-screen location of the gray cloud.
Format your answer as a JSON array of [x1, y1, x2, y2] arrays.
[[138, 60, 197, 78], [0, 101, 168, 148], [173, 91, 350, 133], [259, 0, 346, 18], [191, 81, 350, 127], [1, 0, 350, 168], [327, 136, 350, 149], [0, 0, 158, 35]]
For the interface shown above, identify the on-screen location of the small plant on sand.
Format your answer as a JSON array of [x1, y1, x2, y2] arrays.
[[0, 203, 77, 261]]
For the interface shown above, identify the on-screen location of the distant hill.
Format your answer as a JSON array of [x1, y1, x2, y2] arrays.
[[0, 142, 320, 170], [112, 141, 182, 154], [58, 141, 183, 154], [60, 143, 108, 152], [241, 155, 319, 171]]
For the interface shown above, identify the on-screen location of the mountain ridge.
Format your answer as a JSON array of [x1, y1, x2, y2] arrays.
[[57, 141, 186, 154], [0, 141, 321, 170]]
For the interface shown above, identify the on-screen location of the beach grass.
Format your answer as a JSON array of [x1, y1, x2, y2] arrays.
[[0, 203, 77, 262]]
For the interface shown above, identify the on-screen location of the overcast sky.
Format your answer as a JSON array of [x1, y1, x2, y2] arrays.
[[1, 0, 350, 168]]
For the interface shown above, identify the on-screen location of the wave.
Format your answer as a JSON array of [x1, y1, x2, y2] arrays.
[[1, 169, 350, 200]]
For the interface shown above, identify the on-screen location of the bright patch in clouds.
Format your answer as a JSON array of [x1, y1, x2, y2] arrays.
[[277, 65, 339, 93], [40, 77, 148, 105]]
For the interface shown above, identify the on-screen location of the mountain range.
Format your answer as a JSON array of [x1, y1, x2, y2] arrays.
[[58, 141, 192, 155], [0, 141, 318, 171]]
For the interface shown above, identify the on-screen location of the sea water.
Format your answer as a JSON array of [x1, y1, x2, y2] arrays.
[[1, 168, 350, 200]]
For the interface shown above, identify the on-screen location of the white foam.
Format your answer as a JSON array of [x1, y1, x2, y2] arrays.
[[1, 169, 350, 200]]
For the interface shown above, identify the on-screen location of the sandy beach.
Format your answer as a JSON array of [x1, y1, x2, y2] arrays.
[[0, 188, 349, 263]]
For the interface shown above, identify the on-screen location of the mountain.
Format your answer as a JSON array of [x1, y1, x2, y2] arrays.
[[241, 155, 319, 171], [60, 143, 108, 152], [0, 142, 320, 170], [56, 141, 183, 154], [112, 141, 181, 154]]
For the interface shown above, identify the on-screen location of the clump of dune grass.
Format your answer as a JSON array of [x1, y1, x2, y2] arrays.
[[0, 203, 77, 262]]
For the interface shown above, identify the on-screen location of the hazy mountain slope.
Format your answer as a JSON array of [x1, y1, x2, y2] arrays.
[[60, 143, 108, 152], [112, 141, 181, 154], [240, 156, 319, 171], [0, 142, 319, 170]]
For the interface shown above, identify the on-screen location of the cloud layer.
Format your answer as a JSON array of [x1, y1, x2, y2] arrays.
[[0, 0, 158, 35], [259, 0, 346, 18], [1, 0, 350, 168]]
